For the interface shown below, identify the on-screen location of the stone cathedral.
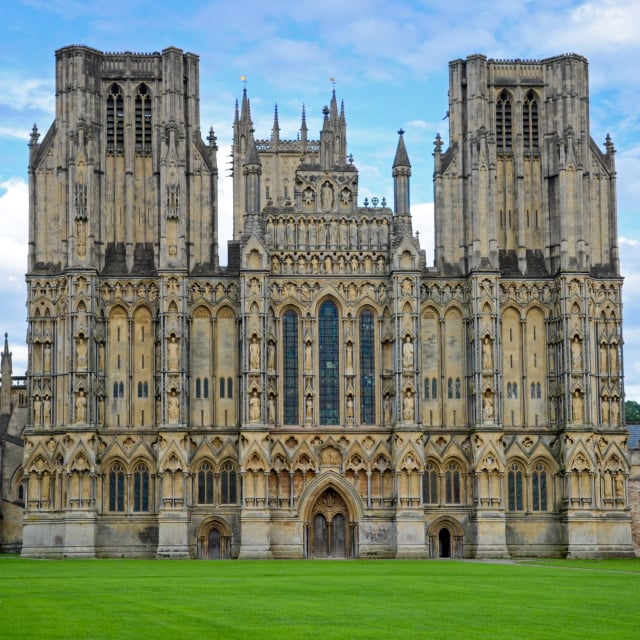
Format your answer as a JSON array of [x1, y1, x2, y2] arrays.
[[15, 45, 635, 559]]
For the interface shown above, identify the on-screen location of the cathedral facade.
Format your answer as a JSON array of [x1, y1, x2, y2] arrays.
[[17, 46, 634, 558]]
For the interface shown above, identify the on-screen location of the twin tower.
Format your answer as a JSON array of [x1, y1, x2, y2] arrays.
[[20, 46, 631, 559]]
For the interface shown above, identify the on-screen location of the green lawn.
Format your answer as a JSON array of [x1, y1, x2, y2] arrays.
[[1, 557, 639, 639]]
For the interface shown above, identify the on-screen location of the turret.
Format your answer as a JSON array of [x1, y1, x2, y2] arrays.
[[1, 333, 12, 415]]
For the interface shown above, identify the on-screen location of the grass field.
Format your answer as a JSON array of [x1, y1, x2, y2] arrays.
[[1, 557, 639, 639]]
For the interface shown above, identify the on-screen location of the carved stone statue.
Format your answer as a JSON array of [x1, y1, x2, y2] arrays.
[[571, 336, 582, 370], [403, 390, 414, 422], [76, 336, 87, 370], [76, 389, 87, 423], [249, 391, 260, 422], [483, 391, 494, 421], [482, 336, 493, 370], [168, 391, 179, 422], [249, 335, 260, 370], [383, 394, 392, 425], [572, 390, 583, 423], [168, 335, 179, 371], [267, 395, 276, 423], [402, 336, 414, 370]]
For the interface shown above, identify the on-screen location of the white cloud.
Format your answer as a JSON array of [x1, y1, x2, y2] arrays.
[[0, 73, 54, 114]]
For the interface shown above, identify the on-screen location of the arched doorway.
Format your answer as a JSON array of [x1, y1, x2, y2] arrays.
[[310, 488, 350, 558], [197, 517, 232, 559], [438, 528, 451, 558], [427, 517, 464, 559]]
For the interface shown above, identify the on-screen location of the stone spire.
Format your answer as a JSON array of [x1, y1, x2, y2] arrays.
[[1, 332, 12, 415], [393, 129, 411, 216], [300, 104, 308, 148], [271, 104, 280, 146], [243, 129, 262, 236]]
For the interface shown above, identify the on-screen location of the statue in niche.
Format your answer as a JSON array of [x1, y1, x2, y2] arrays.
[[346, 395, 354, 420], [360, 219, 369, 247], [346, 342, 354, 375], [350, 255, 359, 273], [338, 255, 346, 273], [267, 341, 276, 373], [339, 220, 348, 247], [611, 398, 619, 425], [76, 335, 87, 370], [76, 219, 87, 257], [311, 255, 320, 273], [402, 278, 412, 297], [482, 336, 493, 371], [249, 335, 260, 370], [33, 395, 42, 426], [571, 336, 582, 370], [572, 390, 583, 423], [602, 397, 610, 423], [267, 395, 276, 423], [305, 341, 312, 374], [615, 473, 624, 498], [321, 182, 334, 211], [249, 391, 260, 422], [402, 336, 414, 370], [76, 389, 87, 423], [610, 343, 618, 373], [483, 391, 494, 421], [308, 219, 317, 247], [384, 394, 392, 425], [168, 335, 179, 371], [329, 219, 338, 247], [318, 220, 327, 247], [306, 395, 313, 421], [380, 219, 389, 245], [403, 390, 414, 422], [324, 255, 332, 273], [43, 396, 51, 425], [286, 218, 295, 246], [43, 342, 51, 373], [600, 342, 608, 373], [349, 220, 358, 248], [168, 390, 179, 423]]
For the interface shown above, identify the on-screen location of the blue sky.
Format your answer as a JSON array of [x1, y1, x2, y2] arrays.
[[1, 0, 640, 398]]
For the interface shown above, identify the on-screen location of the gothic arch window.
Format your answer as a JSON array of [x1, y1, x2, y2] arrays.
[[423, 462, 439, 504], [108, 462, 125, 512], [359, 309, 375, 424], [455, 378, 461, 399], [196, 378, 201, 399], [496, 90, 512, 151], [219, 377, 225, 398], [197, 462, 214, 504], [523, 90, 539, 151], [135, 84, 152, 153], [532, 462, 549, 511], [203, 378, 209, 398], [445, 462, 462, 504], [507, 463, 524, 511], [133, 462, 149, 512], [283, 309, 299, 425], [227, 377, 233, 399], [319, 300, 339, 424], [220, 461, 237, 504], [106, 84, 124, 152], [448, 378, 453, 399]]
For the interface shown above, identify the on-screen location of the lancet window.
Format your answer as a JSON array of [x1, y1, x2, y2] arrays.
[[283, 310, 299, 425]]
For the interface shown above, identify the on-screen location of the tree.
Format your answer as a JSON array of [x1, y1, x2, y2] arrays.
[[624, 400, 640, 424]]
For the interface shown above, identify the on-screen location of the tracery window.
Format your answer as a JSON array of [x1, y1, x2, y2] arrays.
[[133, 463, 149, 512], [197, 462, 214, 504], [135, 84, 152, 153], [496, 90, 512, 151], [283, 310, 299, 425], [523, 90, 539, 151], [220, 461, 237, 504], [359, 310, 375, 424], [445, 462, 462, 504], [109, 462, 125, 512], [423, 462, 438, 504], [319, 300, 339, 424], [532, 462, 548, 511], [507, 463, 524, 511], [106, 84, 124, 152]]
